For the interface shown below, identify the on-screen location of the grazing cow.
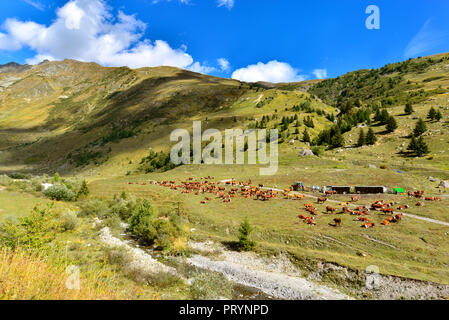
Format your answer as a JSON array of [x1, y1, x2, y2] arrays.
[[361, 222, 375, 228], [325, 190, 336, 196], [382, 207, 394, 214], [381, 219, 390, 226], [317, 197, 327, 204], [201, 200, 206, 204], [416, 201, 424, 207], [351, 196, 360, 202], [299, 214, 307, 220], [394, 213, 403, 222], [333, 218, 342, 226], [434, 197, 441, 201], [326, 206, 336, 214], [397, 205, 409, 210], [305, 217, 316, 226], [358, 217, 370, 222], [304, 203, 314, 208]]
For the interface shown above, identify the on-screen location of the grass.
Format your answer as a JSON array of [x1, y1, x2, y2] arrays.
[[1, 54, 449, 298], [0, 247, 128, 300]]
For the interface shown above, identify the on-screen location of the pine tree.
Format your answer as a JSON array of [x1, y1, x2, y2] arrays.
[[427, 107, 437, 121], [386, 116, 398, 133], [374, 109, 382, 122], [357, 129, 366, 147], [366, 128, 377, 145], [303, 128, 311, 143], [413, 118, 427, 137], [238, 219, 256, 251], [380, 109, 390, 124], [331, 127, 344, 148], [76, 180, 90, 199], [435, 110, 443, 121], [408, 136, 429, 156], [404, 102, 414, 115], [407, 136, 418, 153], [53, 172, 61, 183], [415, 136, 429, 156]]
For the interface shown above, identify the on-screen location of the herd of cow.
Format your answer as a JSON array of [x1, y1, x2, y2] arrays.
[[127, 177, 442, 230]]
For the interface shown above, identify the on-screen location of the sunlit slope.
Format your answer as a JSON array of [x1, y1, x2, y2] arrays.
[[0, 59, 335, 175]]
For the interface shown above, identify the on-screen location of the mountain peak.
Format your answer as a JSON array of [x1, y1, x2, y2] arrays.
[[0, 61, 31, 74]]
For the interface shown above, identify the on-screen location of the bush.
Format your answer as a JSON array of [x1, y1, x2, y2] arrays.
[[109, 197, 136, 221], [237, 219, 256, 252], [189, 271, 232, 300], [311, 146, 325, 157], [59, 210, 79, 231], [0, 206, 62, 251], [76, 180, 90, 200], [43, 184, 75, 201], [77, 199, 110, 218], [127, 200, 183, 251]]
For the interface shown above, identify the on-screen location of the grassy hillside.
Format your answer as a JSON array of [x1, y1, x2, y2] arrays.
[[1, 54, 449, 298]]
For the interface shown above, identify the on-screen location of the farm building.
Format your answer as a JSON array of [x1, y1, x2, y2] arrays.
[[326, 186, 351, 194], [355, 186, 388, 194]]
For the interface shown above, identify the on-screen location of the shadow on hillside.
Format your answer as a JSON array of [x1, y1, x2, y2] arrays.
[[221, 241, 242, 252]]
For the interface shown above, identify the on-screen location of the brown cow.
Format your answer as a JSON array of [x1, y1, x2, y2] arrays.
[[361, 222, 375, 228], [351, 196, 360, 202], [333, 218, 342, 226], [317, 197, 327, 204], [326, 206, 336, 214]]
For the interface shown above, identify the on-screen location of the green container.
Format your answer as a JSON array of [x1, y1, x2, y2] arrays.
[[394, 188, 404, 193]]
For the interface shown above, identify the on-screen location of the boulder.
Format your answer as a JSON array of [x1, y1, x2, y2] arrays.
[[439, 181, 449, 188], [299, 149, 314, 157], [428, 176, 438, 182]]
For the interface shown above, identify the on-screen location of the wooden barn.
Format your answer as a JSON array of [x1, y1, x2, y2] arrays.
[[326, 186, 352, 194], [355, 186, 388, 194]]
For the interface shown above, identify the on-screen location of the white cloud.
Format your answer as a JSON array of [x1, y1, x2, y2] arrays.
[[404, 19, 449, 58], [21, 0, 45, 11], [217, 58, 230, 72], [217, 0, 235, 10], [188, 62, 217, 74], [232, 60, 306, 83], [0, 0, 206, 71], [312, 68, 327, 79]]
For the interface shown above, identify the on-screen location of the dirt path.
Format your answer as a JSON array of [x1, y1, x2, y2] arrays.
[[186, 241, 351, 300]]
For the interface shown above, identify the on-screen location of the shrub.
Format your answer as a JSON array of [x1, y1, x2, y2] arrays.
[[127, 200, 183, 251], [43, 184, 75, 201], [237, 219, 256, 252], [59, 210, 79, 231], [189, 271, 232, 300], [0, 206, 62, 251], [76, 180, 90, 200], [311, 146, 325, 157], [77, 199, 110, 218]]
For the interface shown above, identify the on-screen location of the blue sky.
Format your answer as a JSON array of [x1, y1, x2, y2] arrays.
[[1, 0, 449, 82]]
